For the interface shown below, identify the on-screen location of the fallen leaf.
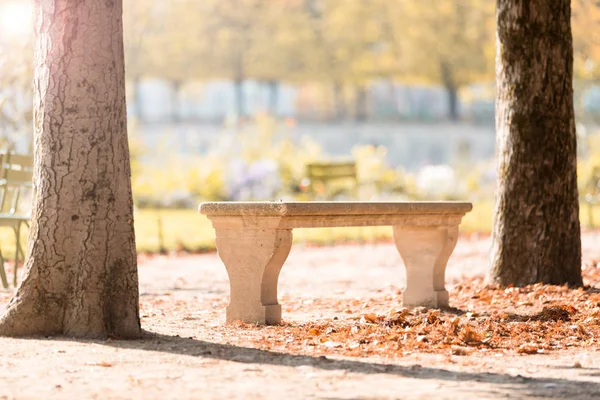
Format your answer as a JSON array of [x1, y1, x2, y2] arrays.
[[451, 346, 474, 356], [96, 362, 114, 367], [360, 314, 378, 324], [459, 324, 484, 345], [517, 344, 539, 354]]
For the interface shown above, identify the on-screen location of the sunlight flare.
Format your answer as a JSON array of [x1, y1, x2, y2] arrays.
[[0, 1, 32, 40]]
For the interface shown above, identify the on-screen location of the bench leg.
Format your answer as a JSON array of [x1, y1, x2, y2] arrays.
[[393, 225, 459, 308], [215, 228, 292, 325]]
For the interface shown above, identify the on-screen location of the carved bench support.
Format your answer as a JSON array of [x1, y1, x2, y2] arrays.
[[393, 225, 458, 307], [215, 225, 292, 324]]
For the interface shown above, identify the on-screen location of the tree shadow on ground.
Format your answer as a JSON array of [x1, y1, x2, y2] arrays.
[[101, 330, 600, 399]]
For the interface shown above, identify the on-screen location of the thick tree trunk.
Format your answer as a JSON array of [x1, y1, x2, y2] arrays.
[[0, 0, 141, 338], [489, 0, 582, 286]]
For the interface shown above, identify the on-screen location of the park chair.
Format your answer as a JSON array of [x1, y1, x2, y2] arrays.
[[303, 161, 359, 200], [301, 161, 362, 245], [0, 153, 33, 288]]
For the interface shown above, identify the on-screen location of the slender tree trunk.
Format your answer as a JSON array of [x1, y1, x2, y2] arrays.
[[489, 0, 582, 286], [266, 80, 279, 116], [172, 80, 181, 123], [440, 62, 459, 121], [135, 78, 144, 121], [0, 0, 141, 338], [129, 76, 141, 120], [354, 85, 368, 122], [446, 85, 458, 121], [234, 78, 245, 118], [233, 54, 246, 119], [333, 82, 346, 121]]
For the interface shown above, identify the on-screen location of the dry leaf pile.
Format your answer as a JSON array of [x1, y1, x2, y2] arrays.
[[211, 263, 600, 358], [1, 255, 599, 360]]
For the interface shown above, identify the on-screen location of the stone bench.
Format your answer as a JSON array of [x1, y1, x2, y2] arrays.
[[199, 201, 472, 325]]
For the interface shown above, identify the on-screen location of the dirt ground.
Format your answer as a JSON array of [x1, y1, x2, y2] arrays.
[[1, 232, 600, 399]]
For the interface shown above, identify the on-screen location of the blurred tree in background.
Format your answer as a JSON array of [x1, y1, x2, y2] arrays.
[[0, 0, 599, 229], [0, 0, 33, 151], [119, 0, 500, 121], [573, 0, 600, 80], [393, 0, 495, 121], [2, 0, 600, 126], [123, 0, 160, 119]]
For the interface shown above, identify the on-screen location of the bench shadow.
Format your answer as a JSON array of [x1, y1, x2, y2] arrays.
[[101, 330, 600, 399]]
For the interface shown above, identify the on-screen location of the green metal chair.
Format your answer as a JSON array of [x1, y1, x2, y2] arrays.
[[304, 161, 359, 200], [0, 153, 33, 288]]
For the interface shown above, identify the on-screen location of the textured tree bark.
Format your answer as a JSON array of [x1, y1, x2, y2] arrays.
[[0, 0, 141, 338], [489, 0, 582, 286]]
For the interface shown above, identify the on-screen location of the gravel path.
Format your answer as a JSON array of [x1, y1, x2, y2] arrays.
[[1, 233, 600, 399]]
